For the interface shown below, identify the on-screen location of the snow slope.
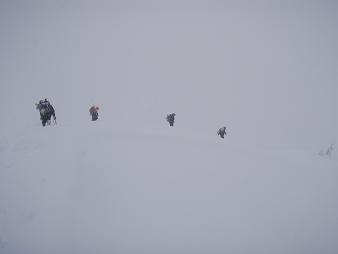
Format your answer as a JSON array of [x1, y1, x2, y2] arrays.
[[0, 120, 337, 254], [1, 1, 338, 253]]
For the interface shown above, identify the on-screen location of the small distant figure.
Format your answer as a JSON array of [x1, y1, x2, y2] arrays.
[[217, 126, 227, 139], [319, 144, 334, 157], [166, 113, 176, 127], [326, 144, 334, 157], [89, 106, 99, 121], [36, 98, 56, 127]]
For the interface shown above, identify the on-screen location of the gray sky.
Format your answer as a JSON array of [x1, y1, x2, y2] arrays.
[[0, 0, 337, 148]]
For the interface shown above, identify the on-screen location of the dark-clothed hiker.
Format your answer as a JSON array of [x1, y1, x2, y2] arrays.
[[217, 126, 226, 138], [36, 99, 56, 126], [166, 113, 176, 127]]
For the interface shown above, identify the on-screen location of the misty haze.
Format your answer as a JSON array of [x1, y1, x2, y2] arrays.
[[0, 0, 337, 254]]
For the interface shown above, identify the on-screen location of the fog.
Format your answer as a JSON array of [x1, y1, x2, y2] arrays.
[[0, 0, 337, 253]]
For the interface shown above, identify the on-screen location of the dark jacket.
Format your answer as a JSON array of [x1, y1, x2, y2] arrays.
[[217, 127, 226, 138], [167, 113, 176, 126]]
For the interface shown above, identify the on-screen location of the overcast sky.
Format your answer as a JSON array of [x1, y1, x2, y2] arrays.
[[0, 0, 337, 148]]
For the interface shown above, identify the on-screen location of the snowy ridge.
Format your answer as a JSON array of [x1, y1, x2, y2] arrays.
[[0, 121, 337, 254]]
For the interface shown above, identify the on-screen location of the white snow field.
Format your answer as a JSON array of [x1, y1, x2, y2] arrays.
[[1, 1, 338, 253], [0, 119, 337, 254]]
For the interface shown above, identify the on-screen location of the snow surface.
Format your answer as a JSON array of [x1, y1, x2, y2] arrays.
[[1, 119, 337, 254], [1, 1, 338, 254]]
